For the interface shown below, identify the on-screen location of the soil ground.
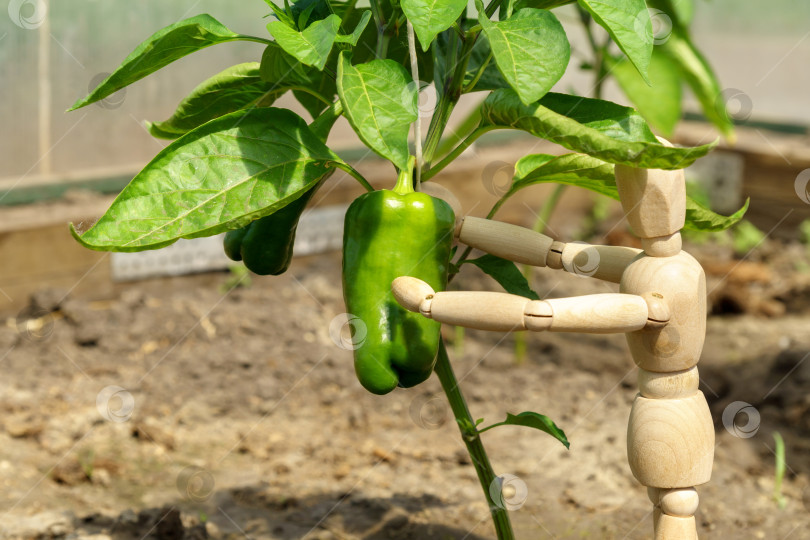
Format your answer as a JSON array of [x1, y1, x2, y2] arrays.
[[2, 240, 810, 539]]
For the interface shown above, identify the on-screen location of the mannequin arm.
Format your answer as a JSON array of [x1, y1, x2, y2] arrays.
[[458, 217, 641, 283], [392, 277, 668, 334]]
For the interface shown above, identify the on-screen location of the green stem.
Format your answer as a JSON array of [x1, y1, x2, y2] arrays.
[[463, 51, 493, 93], [435, 339, 515, 540], [422, 97, 458, 166], [288, 86, 332, 106], [514, 184, 566, 363], [423, 4, 488, 168], [370, 1, 389, 59], [532, 184, 567, 235], [332, 161, 374, 192], [235, 35, 275, 46], [485, 0, 505, 18], [578, 7, 608, 99], [423, 126, 496, 181]]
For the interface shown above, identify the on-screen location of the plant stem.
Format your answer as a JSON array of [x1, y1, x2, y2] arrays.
[[423, 126, 495, 181], [332, 161, 374, 192], [370, 1, 389, 59], [463, 51, 493, 93], [578, 7, 608, 100], [435, 339, 515, 540], [235, 35, 275, 46]]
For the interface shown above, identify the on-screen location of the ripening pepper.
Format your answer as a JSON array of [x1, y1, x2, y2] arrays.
[[223, 177, 326, 275], [342, 164, 455, 394]]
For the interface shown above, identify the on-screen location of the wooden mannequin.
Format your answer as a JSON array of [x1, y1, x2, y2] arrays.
[[392, 162, 712, 540]]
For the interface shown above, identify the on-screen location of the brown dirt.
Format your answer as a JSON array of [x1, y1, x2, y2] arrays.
[[2, 243, 810, 540]]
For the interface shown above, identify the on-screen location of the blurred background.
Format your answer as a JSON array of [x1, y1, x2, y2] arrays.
[[1, 1, 809, 539]]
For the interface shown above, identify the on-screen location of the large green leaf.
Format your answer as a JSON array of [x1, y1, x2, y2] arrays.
[[145, 63, 282, 139], [70, 108, 341, 252], [267, 13, 341, 70], [478, 8, 570, 105], [610, 50, 682, 137], [578, 0, 652, 82], [479, 412, 569, 449], [504, 153, 747, 232], [480, 89, 714, 169], [463, 254, 540, 299], [511, 153, 617, 199], [337, 53, 417, 170], [401, 0, 468, 51], [648, 0, 733, 140], [69, 15, 247, 111]]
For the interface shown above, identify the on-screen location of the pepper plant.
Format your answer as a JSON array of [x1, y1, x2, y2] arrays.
[[68, 0, 746, 537]]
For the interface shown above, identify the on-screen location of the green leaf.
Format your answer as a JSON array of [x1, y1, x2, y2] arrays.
[[401, 0, 468, 51], [610, 50, 682, 137], [504, 153, 747, 232], [578, 0, 652, 82], [337, 53, 417, 170], [263, 0, 296, 27], [511, 153, 617, 199], [478, 8, 570, 105], [70, 108, 340, 252], [481, 89, 715, 169], [463, 254, 540, 300], [69, 15, 248, 111], [145, 63, 282, 139], [259, 43, 334, 118], [334, 10, 372, 45], [684, 196, 748, 233], [267, 13, 341, 70], [259, 42, 312, 85], [480, 412, 569, 449]]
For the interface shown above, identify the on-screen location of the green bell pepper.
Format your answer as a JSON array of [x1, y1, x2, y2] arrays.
[[342, 162, 455, 394], [223, 176, 327, 275]]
